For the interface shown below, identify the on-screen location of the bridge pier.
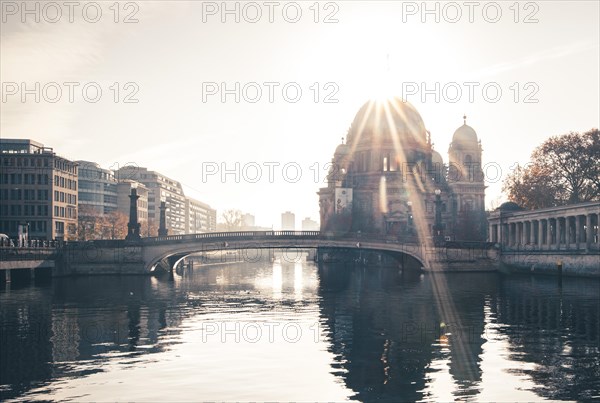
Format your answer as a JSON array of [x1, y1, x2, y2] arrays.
[[4, 269, 11, 283]]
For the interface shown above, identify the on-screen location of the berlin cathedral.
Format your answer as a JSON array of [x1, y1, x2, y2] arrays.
[[318, 97, 487, 242]]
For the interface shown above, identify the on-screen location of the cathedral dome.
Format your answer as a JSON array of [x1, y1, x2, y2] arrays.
[[498, 201, 524, 211], [452, 116, 478, 147], [334, 142, 349, 157], [346, 97, 428, 148]]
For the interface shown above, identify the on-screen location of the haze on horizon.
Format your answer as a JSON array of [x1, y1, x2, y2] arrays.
[[1, 0, 598, 228]]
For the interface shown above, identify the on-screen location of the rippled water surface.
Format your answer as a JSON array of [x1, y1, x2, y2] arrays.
[[1, 261, 599, 402]]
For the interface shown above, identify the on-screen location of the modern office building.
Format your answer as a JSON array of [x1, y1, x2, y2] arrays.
[[76, 160, 118, 215], [281, 211, 295, 231], [0, 139, 78, 240], [115, 166, 187, 235], [185, 196, 217, 233]]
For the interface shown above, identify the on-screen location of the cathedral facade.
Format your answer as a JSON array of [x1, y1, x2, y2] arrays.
[[318, 97, 487, 241]]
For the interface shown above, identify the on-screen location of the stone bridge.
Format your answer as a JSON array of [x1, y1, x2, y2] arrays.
[[53, 231, 498, 276]]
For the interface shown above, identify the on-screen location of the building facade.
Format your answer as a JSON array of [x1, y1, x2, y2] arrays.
[[242, 213, 255, 228], [0, 139, 78, 240], [281, 211, 295, 230], [185, 196, 217, 233], [115, 166, 187, 235], [488, 201, 599, 250], [318, 98, 486, 241], [77, 161, 118, 215], [302, 217, 319, 231]]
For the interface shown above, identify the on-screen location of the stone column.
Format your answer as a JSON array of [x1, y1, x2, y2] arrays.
[[555, 217, 561, 250], [489, 224, 494, 243], [575, 215, 581, 250], [586, 214, 593, 251], [596, 214, 600, 249], [530, 221, 536, 245], [565, 216, 571, 250], [538, 219, 544, 249], [510, 223, 516, 246]]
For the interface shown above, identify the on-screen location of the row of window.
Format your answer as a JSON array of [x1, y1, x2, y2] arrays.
[[0, 189, 50, 201], [1, 173, 51, 185], [1, 156, 50, 168], [53, 206, 76, 219], [54, 175, 77, 190], [54, 159, 77, 174], [0, 220, 48, 233], [2, 205, 50, 217], [54, 191, 77, 204]]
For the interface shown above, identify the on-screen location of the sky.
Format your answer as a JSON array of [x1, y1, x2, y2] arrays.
[[1, 0, 599, 229]]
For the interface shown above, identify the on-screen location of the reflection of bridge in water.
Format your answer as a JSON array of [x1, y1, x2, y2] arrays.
[[2, 262, 598, 401]]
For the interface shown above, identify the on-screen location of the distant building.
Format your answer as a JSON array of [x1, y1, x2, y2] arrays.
[[302, 217, 319, 231], [116, 180, 148, 224], [242, 213, 255, 228], [77, 160, 118, 215], [281, 211, 295, 231], [115, 166, 187, 235], [185, 196, 217, 233], [78, 161, 148, 234], [0, 139, 78, 240]]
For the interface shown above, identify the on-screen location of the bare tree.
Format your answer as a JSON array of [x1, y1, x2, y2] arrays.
[[104, 211, 128, 239], [78, 205, 103, 240], [220, 209, 243, 231], [503, 129, 600, 208]]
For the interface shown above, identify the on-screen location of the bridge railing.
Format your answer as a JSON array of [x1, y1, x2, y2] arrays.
[[142, 231, 322, 243], [0, 247, 58, 261], [139, 231, 428, 245]]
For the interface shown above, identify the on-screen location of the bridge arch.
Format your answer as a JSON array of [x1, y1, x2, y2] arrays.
[[141, 231, 427, 273]]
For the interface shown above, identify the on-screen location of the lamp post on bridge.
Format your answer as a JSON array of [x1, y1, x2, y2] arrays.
[[407, 201, 414, 237], [126, 188, 141, 241], [433, 189, 444, 246], [158, 201, 168, 237]]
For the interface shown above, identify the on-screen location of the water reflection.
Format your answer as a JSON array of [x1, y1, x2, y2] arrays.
[[318, 265, 599, 401], [0, 261, 598, 401]]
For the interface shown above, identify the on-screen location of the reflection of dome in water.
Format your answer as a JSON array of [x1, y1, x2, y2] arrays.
[[347, 97, 428, 147]]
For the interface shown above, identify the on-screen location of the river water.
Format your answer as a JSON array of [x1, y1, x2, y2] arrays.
[[1, 260, 599, 402]]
